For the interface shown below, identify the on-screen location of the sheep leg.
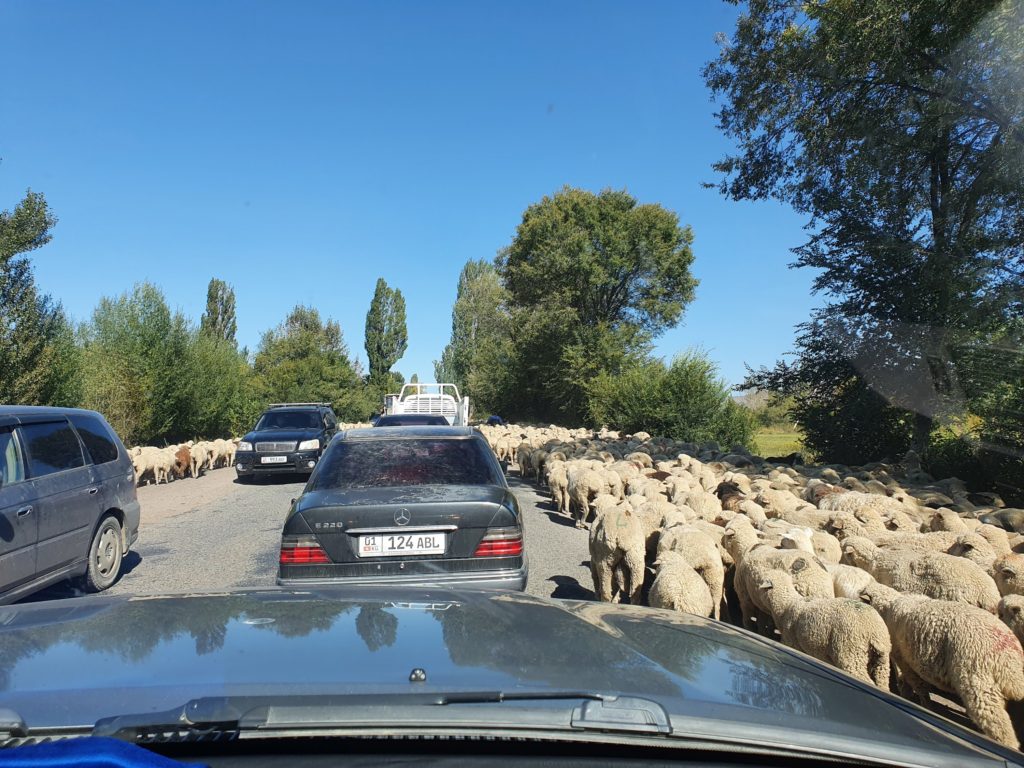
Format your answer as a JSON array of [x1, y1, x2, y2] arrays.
[[593, 561, 614, 603], [734, 578, 759, 632], [958, 678, 1019, 749], [896, 660, 932, 706], [867, 643, 891, 690], [623, 550, 645, 606]]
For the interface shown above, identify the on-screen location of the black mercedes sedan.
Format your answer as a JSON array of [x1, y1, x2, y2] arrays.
[[277, 426, 527, 590]]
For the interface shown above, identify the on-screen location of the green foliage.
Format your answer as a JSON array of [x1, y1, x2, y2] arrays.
[[199, 278, 237, 344], [254, 305, 372, 422], [364, 278, 408, 387], [711, 0, 1024, 464], [181, 333, 257, 438], [434, 260, 509, 403], [587, 352, 754, 446], [477, 187, 696, 423], [79, 283, 193, 444], [0, 188, 79, 406]]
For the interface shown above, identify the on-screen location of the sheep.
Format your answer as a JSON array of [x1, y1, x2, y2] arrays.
[[779, 527, 842, 565], [189, 442, 210, 479], [567, 467, 607, 528], [173, 445, 192, 478], [657, 525, 725, 619], [861, 582, 1024, 748], [998, 595, 1024, 647], [827, 563, 876, 599], [648, 551, 714, 617], [722, 518, 833, 636], [757, 571, 890, 688], [545, 460, 570, 516], [993, 553, 1024, 597], [946, 532, 998, 572], [841, 536, 1000, 612], [588, 501, 645, 604]]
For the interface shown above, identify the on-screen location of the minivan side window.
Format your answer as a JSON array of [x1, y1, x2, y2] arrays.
[[69, 413, 120, 464], [19, 420, 86, 477], [0, 429, 25, 487]]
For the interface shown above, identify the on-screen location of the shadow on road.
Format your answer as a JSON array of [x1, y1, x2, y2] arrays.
[[543, 510, 577, 528], [16, 550, 145, 605], [234, 475, 308, 486], [547, 575, 595, 600]]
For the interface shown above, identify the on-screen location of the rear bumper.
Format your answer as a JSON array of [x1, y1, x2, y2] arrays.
[[278, 562, 528, 591], [235, 450, 319, 475]]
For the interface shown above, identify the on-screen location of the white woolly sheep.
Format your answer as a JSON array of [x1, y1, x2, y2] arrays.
[[842, 536, 1000, 612], [588, 501, 645, 604], [861, 582, 1024, 748], [758, 571, 890, 688], [648, 551, 714, 618], [657, 525, 725, 619]]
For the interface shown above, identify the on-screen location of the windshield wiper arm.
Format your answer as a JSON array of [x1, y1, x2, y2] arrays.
[[93, 691, 672, 740]]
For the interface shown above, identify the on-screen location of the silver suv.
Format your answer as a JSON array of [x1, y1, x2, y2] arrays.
[[0, 406, 141, 604]]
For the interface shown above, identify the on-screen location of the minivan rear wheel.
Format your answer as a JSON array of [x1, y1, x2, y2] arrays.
[[85, 516, 123, 592]]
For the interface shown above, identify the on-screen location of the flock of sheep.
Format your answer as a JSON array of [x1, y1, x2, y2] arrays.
[[129, 439, 240, 485], [478, 423, 1024, 748]]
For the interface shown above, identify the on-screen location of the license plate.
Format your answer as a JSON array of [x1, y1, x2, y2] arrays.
[[358, 532, 446, 557], [261, 456, 288, 464]]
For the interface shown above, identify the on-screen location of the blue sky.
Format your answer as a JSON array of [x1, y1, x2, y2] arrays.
[[0, 0, 819, 389]]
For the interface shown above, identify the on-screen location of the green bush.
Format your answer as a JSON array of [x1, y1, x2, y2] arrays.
[[587, 351, 755, 447]]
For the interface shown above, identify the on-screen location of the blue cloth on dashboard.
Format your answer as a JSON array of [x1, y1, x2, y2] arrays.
[[0, 737, 201, 768]]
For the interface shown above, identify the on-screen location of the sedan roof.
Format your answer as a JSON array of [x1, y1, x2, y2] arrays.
[[342, 426, 476, 440]]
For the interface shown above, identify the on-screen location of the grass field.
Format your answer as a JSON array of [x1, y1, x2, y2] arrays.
[[753, 431, 804, 458]]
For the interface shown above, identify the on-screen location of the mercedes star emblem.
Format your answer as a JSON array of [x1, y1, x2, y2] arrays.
[[394, 508, 411, 526]]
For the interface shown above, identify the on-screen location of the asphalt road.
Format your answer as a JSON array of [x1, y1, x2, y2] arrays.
[[23, 468, 594, 602]]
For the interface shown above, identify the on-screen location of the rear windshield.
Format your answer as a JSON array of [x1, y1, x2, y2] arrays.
[[374, 415, 449, 426], [309, 438, 500, 490], [255, 410, 320, 430]]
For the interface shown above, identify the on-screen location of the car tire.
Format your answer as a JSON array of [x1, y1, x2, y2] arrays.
[[85, 515, 123, 592]]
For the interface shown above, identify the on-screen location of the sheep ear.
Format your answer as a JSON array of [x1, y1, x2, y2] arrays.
[[1001, 567, 1015, 576], [791, 557, 808, 572], [758, 579, 773, 590], [860, 592, 873, 604]]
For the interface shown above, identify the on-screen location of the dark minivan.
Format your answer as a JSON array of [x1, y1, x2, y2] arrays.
[[0, 406, 140, 604]]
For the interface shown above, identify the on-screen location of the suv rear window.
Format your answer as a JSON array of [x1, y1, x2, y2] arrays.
[[255, 410, 321, 430], [309, 438, 499, 490], [69, 413, 120, 464], [19, 420, 85, 477]]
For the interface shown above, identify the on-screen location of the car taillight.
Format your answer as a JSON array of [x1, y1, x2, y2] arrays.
[[473, 527, 523, 557], [280, 535, 330, 565]]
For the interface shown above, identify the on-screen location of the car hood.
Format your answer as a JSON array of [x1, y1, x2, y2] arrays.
[[242, 428, 321, 444], [0, 589, 1011, 765]]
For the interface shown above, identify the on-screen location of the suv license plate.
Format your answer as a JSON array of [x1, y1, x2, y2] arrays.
[[261, 456, 288, 464], [358, 533, 446, 557]]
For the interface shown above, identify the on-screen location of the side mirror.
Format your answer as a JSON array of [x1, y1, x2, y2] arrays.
[[290, 498, 296, 505]]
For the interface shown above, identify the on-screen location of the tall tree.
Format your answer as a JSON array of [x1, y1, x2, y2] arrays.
[[254, 305, 371, 421], [79, 282, 192, 444], [363, 278, 408, 387], [434, 259, 509, 399], [0, 189, 80, 406], [493, 187, 697, 422], [706, 0, 1024, 456], [199, 278, 237, 344]]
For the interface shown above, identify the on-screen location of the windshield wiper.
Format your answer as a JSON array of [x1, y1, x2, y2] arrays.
[[92, 691, 672, 741]]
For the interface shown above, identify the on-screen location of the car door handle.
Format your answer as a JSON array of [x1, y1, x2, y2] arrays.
[[87, 487, 99, 495], [17, 506, 32, 518]]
